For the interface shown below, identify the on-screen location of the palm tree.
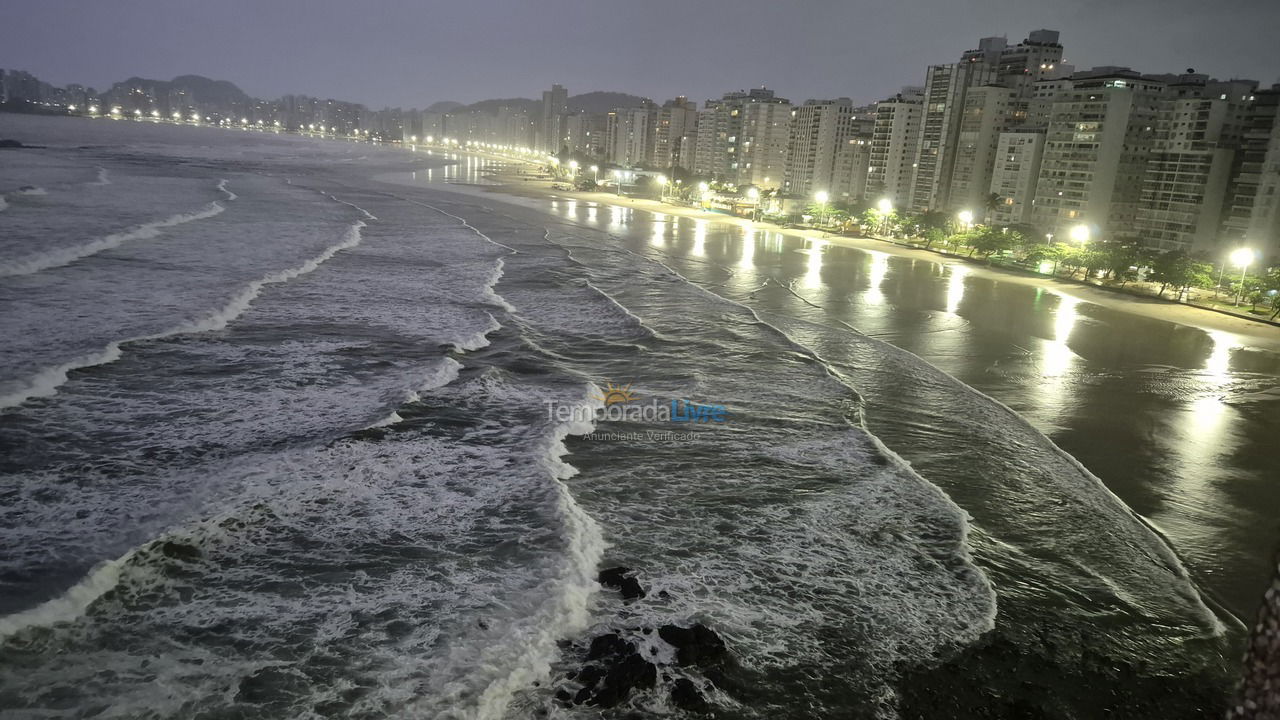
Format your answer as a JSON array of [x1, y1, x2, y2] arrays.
[[983, 192, 1004, 223]]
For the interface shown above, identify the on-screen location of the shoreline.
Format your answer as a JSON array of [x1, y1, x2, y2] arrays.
[[436, 151, 1280, 354]]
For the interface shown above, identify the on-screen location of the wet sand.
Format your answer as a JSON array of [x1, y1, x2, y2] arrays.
[[497, 174, 1280, 353], [402, 154, 1280, 620]]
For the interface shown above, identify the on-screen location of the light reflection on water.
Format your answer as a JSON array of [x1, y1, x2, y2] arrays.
[[739, 225, 755, 269], [691, 218, 706, 256], [1043, 293, 1080, 379], [800, 240, 825, 291], [396, 168, 1280, 616], [945, 264, 968, 314], [865, 250, 889, 305]]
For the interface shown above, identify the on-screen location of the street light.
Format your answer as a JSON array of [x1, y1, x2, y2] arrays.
[[590, 165, 599, 184], [1069, 223, 1090, 244], [815, 190, 830, 226], [957, 210, 974, 229], [1230, 247, 1255, 306], [1045, 232, 1054, 246], [747, 187, 761, 221], [657, 175, 668, 201]]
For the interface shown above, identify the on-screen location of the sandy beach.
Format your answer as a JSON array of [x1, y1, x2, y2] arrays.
[[460, 155, 1280, 353]]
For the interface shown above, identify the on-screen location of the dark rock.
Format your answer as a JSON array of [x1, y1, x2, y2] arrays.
[[671, 677, 711, 713], [0, 139, 24, 149], [618, 577, 646, 599], [573, 686, 593, 705], [554, 688, 571, 703], [658, 623, 728, 668], [597, 566, 632, 588], [589, 652, 657, 708], [587, 633, 633, 661], [577, 664, 604, 688], [159, 540, 201, 562]]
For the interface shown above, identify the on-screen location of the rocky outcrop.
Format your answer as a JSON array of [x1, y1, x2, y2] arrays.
[[551, 566, 729, 713], [597, 566, 646, 600]]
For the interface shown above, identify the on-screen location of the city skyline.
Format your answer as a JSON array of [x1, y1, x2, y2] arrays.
[[1, 0, 1277, 110]]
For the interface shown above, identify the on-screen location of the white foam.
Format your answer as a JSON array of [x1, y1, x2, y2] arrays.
[[0, 201, 226, 277], [412, 387, 607, 720], [0, 220, 366, 410], [216, 179, 237, 201], [452, 312, 501, 352], [0, 549, 137, 641], [365, 411, 403, 428], [483, 258, 516, 312], [92, 167, 111, 185]]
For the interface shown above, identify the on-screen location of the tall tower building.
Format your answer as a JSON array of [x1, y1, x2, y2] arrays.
[[652, 97, 699, 171], [605, 106, 655, 167], [740, 99, 792, 189], [691, 88, 788, 184], [949, 85, 1017, 217], [910, 60, 998, 212], [988, 131, 1046, 225], [784, 99, 856, 198], [1031, 68, 1165, 237], [867, 89, 923, 209], [540, 84, 569, 154], [1135, 75, 1254, 254], [1224, 85, 1280, 264]]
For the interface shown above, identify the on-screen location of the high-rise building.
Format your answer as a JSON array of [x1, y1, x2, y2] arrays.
[[988, 131, 1046, 225], [740, 98, 793, 189], [831, 136, 873, 204], [784, 99, 857, 198], [1134, 75, 1254, 254], [605, 106, 655, 167], [949, 85, 1017, 218], [1224, 85, 1280, 263], [867, 89, 924, 209], [652, 97, 699, 171], [910, 61, 998, 211], [540, 84, 569, 154], [1031, 68, 1165, 238], [992, 29, 1068, 99], [692, 88, 788, 184]]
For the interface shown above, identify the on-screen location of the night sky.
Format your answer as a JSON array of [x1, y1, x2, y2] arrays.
[[3, 0, 1277, 108]]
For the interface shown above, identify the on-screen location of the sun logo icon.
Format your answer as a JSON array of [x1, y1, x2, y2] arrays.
[[595, 381, 638, 406]]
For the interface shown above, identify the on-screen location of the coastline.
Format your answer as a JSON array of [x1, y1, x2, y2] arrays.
[[448, 154, 1280, 354]]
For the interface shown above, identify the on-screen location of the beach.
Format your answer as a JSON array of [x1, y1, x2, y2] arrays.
[[0, 115, 1271, 718], [473, 159, 1280, 352]]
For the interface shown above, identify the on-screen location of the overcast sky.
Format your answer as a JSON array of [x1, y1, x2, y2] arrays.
[[2, 0, 1277, 108]]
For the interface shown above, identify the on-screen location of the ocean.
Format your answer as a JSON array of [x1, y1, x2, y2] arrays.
[[0, 114, 1273, 718]]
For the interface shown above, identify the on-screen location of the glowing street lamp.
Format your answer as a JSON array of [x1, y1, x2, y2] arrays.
[[590, 165, 599, 184], [957, 209, 974, 230], [657, 174, 668, 201], [747, 187, 761, 221], [875, 198, 895, 236], [1230, 247, 1256, 306], [1069, 223, 1091, 245], [814, 190, 830, 226]]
